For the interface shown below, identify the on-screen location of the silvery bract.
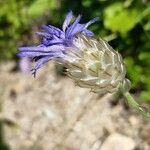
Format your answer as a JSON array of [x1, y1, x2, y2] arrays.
[[64, 35, 131, 94]]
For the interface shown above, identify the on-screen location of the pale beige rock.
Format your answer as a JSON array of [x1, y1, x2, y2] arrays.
[[100, 133, 135, 150], [0, 61, 149, 150]]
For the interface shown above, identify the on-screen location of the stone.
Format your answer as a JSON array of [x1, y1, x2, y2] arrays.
[[100, 133, 135, 150]]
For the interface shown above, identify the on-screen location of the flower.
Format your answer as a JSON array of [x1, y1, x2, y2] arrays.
[[17, 12, 150, 118], [18, 11, 98, 77]]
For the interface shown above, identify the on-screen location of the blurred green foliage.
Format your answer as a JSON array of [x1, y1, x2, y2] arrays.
[[0, 0, 150, 101], [0, 0, 57, 59], [0, 121, 10, 150]]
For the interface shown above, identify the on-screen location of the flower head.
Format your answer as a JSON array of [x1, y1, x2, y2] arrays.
[[64, 35, 131, 94], [17, 12, 150, 118], [18, 11, 98, 76]]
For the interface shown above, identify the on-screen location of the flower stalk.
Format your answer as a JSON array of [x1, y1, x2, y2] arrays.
[[124, 92, 150, 118], [119, 85, 150, 119]]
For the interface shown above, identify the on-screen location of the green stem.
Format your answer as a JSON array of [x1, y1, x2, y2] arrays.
[[123, 91, 150, 119]]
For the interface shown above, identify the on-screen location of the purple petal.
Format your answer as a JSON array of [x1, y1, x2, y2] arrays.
[[82, 29, 94, 36], [66, 14, 81, 38], [62, 11, 73, 31], [18, 45, 65, 52], [42, 38, 64, 46], [68, 24, 85, 37], [45, 25, 64, 38], [42, 25, 54, 33], [69, 17, 99, 37], [84, 17, 99, 29], [48, 25, 62, 33], [31, 52, 65, 77], [42, 25, 62, 37], [18, 52, 51, 57], [31, 56, 52, 77], [18, 45, 65, 58], [34, 56, 55, 70], [36, 32, 51, 37], [19, 57, 31, 74]]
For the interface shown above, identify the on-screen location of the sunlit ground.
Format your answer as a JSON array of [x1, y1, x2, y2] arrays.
[[0, 61, 149, 150]]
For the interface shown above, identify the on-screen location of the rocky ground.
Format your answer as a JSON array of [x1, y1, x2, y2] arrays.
[[0, 61, 149, 150]]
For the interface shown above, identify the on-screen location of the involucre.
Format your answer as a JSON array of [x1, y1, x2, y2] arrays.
[[65, 35, 131, 94]]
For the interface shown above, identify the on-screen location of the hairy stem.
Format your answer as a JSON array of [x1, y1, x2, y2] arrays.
[[123, 91, 150, 119]]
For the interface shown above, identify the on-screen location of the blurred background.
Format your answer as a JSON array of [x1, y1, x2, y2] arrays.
[[0, 0, 150, 150]]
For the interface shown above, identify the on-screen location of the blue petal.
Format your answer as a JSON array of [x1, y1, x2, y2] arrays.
[[69, 17, 99, 36], [66, 14, 81, 38], [31, 55, 52, 77], [82, 29, 94, 36], [42, 25, 62, 38], [31, 52, 65, 77], [62, 11, 73, 31], [18, 52, 51, 57], [84, 17, 99, 29], [18, 45, 65, 58], [67, 24, 85, 37], [36, 32, 51, 37], [18, 45, 65, 52], [42, 38, 64, 46]]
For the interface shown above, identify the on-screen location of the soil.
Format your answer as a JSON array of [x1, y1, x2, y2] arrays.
[[0, 61, 149, 150]]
